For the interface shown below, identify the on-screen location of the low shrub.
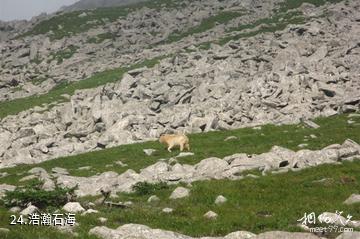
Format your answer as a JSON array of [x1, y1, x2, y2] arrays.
[[2, 180, 77, 209]]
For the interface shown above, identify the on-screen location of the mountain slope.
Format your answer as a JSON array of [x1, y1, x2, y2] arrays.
[[63, 0, 149, 11]]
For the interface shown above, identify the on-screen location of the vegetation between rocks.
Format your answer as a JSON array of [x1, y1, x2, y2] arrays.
[[0, 56, 165, 119]]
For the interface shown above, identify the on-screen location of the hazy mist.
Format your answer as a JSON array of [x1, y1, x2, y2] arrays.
[[0, 0, 79, 21]]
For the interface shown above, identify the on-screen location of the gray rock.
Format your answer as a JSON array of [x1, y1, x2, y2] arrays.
[[143, 149, 156, 156], [9, 206, 21, 213], [176, 152, 194, 158], [89, 224, 194, 239], [336, 232, 360, 239], [169, 187, 190, 199], [255, 231, 320, 239], [78, 166, 92, 170], [82, 209, 99, 215], [303, 120, 320, 129], [63, 202, 85, 213], [224, 231, 256, 239], [0, 184, 16, 199], [162, 208, 174, 213], [224, 136, 238, 141], [215, 195, 227, 205], [203, 210, 218, 220], [343, 194, 360, 205], [0, 228, 9, 233], [52, 167, 69, 175], [20, 205, 38, 215], [147, 195, 160, 203], [98, 217, 108, 223]]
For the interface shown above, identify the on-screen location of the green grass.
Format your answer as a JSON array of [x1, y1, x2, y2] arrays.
[[87, 32, 115, 44], [0, 56, 164, 119], [97, 161, 360, 237], [1, 154, 359, 238], [197, 0, 342, 47], [279, 0, 342, 10], [218, 11, 305, 45], [165, 11, 244, 43], [30, 76, 47, 86], [18, 0, 184, 40], [50, 45, 79, 64], [0, 113, 359, 183], [0, 114, 359, 238]]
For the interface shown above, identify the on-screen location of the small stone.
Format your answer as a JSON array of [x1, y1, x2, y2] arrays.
[[98, 217, 108, 223], [246, 174, 259, 178], [168, 158, 178, 164], [310, 134, 317, 139], [343, 194, 360, 205], [203, 210, 218, 220], [147, 195, 160, 203], [297, 223, 310, 231], [0, 228, 9, 233], [28, 167, 47, 175], [224, 231, 257, 239], [224, 136, 238, 141], [51, 167, 69, 175], [162, 208, 173, 213], [19, 175, 37, 182], [348, 113, 360, 118], [124, 201, 133, 206], [81, 209, 99, 215], [143, 149, 156, 156], [169, 187, 190, 199], [78, 166, 91, 170], [63, 202, 85, 213], [176, 152, 194, 158], [215, 195, 227, 205], [20, 205, 38, 215], [348, 120, 355, 124], [303, 120, 320, 129], [9, 206, 21, 213], [253, 126, 262, 130], [115, 161, 128, 167], [127, 66, 147, 76], [298, 143, 308, 148]]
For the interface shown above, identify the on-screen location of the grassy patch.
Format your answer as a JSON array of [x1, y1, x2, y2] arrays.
[[2, 180, 76, 209], [132, 182, 170, 196], [279, 0, 342, 10], [87, 32, 115, 44], [197, 0, 341, 48], [18, 0, 184, 40], [0, 114, 359, 184], [30, 76, 47, 86], [165, 11, 244, 43], [0, 114, 359, 238], [50, 45, 79, 64], [0, 56, 165, 119], [1, 159, 359, 238], [101, 161, 360, 237], [29, 55, 43, 65], [218, 10, 305, 45]]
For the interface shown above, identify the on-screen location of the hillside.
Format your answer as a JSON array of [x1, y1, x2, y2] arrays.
[[63, 0, 150, 11], [0, 0, 359, 238]]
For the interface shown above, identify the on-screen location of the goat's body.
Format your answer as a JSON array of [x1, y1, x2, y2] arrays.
[[159, 134, 190, 152]]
